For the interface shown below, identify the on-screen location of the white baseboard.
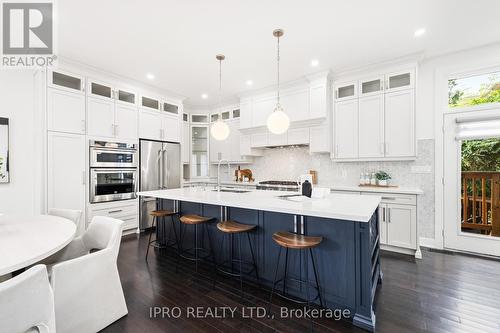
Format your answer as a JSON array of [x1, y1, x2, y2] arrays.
[[419, 237, 440, 249]]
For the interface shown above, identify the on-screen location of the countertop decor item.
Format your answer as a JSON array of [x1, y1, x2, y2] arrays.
[[0, 118, 9, 183], [375, 171, 392, 186], [210, 54, 230, 141], [235, 167, 254, 182], [309, 170, 318, 184], [267, 29, 290, 135]]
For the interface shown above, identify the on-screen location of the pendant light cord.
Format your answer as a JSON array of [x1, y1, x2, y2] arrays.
[[218, 58, 222, 116], [276, 34, 280, 106]]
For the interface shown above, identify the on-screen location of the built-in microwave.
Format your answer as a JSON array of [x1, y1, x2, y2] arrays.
[[90, 168, 137, 203], [89, 140, 137, 168]]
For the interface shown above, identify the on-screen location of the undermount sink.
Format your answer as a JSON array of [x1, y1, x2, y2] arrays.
[[277, 194, 310, 202], [212, 189, 251, 193]]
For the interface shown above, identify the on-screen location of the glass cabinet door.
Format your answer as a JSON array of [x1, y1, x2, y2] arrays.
[[386, 70, 414, 92], [49, 70, 84, 93], [190, 125, 209, 177], [360, 77, 384, 96], [117, 89, 136, 105], [141, 96, 160, 110], [335, 82, 357, 101]]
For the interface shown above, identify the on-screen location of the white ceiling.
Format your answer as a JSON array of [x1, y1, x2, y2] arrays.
[[58, 0, 500, 107]]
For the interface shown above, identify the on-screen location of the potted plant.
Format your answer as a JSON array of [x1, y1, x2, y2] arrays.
[[375, 171, 391, 186]]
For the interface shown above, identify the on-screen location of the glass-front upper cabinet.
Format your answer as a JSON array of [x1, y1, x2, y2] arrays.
[[210, 113, 219, 122], [163, 102, 179, 115], [48, 70, 85, 94], [221, 111, 230, 120], [191, 114, 209, 123], [183, 113, 189, 122], [116, 89, 136, 105], [359, 77, 384, 96], [88, 80, 113, 100], [334, 82, 358, 101], [190, 125, 209, 177], [232, 109, 240, 118], [141, 96, 160, 110], [386, 70, 414, 92]]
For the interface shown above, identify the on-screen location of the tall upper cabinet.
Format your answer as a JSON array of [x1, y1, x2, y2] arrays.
[[138, 95, 181, 142], [87, 78, 138, 140], [47, 69, 86, 134], [333, 67, 416, 161]]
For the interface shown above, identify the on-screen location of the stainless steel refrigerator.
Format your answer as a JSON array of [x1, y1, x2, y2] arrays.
[[139, 139, 181, 230]]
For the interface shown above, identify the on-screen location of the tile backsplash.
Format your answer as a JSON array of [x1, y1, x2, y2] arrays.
[[245, 139, 435, 238]]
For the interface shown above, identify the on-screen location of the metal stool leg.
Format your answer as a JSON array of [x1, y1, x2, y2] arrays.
[[304, 249, 314, 332], [310, 248, 323, 307], [194, 224, 199, 273], [268, 246, 283, 314], [175, 221, 185, 273], [282, 247, 289, 295], [145, 216, 156, 261], [247, 232, 260, 285], [203, 222, 217, 288], [238, 233, 244, 299]]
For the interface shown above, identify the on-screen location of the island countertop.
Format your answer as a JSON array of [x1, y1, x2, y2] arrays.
[[137, 188, 381, 222]]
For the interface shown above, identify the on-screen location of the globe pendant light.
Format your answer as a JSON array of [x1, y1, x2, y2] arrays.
[[267, 29, 290, 135], [210, 54, 230, 141]]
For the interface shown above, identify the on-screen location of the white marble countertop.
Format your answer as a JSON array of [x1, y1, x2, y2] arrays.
[[327, 184, 424, 195], [137, 188, 381, 222]]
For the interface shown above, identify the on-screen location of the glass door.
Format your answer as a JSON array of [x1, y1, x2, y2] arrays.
[[443, 110, 500, 256], [190, 125, 209, 177]]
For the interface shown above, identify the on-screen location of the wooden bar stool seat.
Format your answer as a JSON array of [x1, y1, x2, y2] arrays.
[[217, 220, 256, 233], [180, 214, 212, 225], [150, 210, 176, 217], [272, 231, 322, 249]]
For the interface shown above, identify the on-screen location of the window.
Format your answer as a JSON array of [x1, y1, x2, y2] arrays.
[[449, 70, 500, 108]]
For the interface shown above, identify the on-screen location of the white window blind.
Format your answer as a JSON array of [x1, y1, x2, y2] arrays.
[[456, 115, 500, 140]]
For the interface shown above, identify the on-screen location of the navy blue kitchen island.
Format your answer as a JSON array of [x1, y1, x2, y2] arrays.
[[138, 188, 382, 332]]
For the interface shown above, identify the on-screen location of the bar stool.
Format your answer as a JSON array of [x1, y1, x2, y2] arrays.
[[177, 214, 217, 274], [146, 210, 178, 261], [269, 231, 324, 317], [216, 220, 260, 297]]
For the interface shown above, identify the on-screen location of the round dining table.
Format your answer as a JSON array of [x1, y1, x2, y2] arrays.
[[0, 214, 76, 276]]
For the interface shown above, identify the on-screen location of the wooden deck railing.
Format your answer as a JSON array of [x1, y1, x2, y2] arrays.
[[461, 171, 500, 237]]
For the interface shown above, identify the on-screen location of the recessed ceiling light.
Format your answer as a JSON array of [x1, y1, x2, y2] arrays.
[[201, 93, 208, 99], [310, 59, 319, 67], [246, 80, 253, 86], [414, 28, 426, 37], [146, 73, 155, 80]]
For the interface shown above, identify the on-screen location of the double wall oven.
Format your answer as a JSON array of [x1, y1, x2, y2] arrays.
[[89, 140, 138, 203]]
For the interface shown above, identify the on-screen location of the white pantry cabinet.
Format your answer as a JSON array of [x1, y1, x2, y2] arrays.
[[358, 94, 384, 158], [87, 97, 115, 137], [334, 99, 358, 159], [47, 131, 86, 219], [115, 103, 138, 140], [47, 88, 86, 134], [384, 90, 415, 158]]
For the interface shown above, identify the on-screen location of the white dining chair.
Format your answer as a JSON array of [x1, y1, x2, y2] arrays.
[[48, 208, 83, 235], [49, 216, 128, 333], [0, 265, 56, 333]]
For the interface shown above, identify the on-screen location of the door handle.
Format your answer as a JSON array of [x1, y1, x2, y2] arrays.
[[387, 208, 391, 223], [382, 207, 386, 222], [108, 209, 123, 214], [157, 150, 163, 188], [163, 149, 168, 189]]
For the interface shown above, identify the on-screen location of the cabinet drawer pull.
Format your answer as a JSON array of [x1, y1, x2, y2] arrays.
[[381, 197, 396, 200], [108, 209, 123, 214]]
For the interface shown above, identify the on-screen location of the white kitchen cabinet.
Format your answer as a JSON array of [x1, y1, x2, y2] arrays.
[[47, 131, 86, 220], [252, 97, 274, 127], [191, 125, 209, 177], [88, 199, 138, 231], [240, 134, 263, 157], [384, 90, 415, 158], [229, 121, 241, 161], [209, 120, 248, 162], [309, 82, 328, 119], [47, 88, 86, 134], [281, 90, 309, 122], [139, 109, 163, 141], [334, 99, 358, 159], [386, 204, 417, 250], [87, 80, 113, 101], [309, 125, 329, 153], [141, 95, 160, 111], [378, 205, 388, 244], [358, 94, 384, 158], [334, 81, 357, 101], [251, 133, 269, 148], [48, 70, 85, 94], [359, 76, 384, 97], [386, 69, 414, 92], [87, 97, 115, 137], [182, 122, 190, 164], [115, 104, 138, 140], [287, 128, 309, 145], [239, 101, 252, 129], [162, 115, 180, 143], [268, 132, 287, 146]]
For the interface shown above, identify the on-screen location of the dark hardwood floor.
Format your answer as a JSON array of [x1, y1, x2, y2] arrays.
[[103, 233, 500, 333]]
